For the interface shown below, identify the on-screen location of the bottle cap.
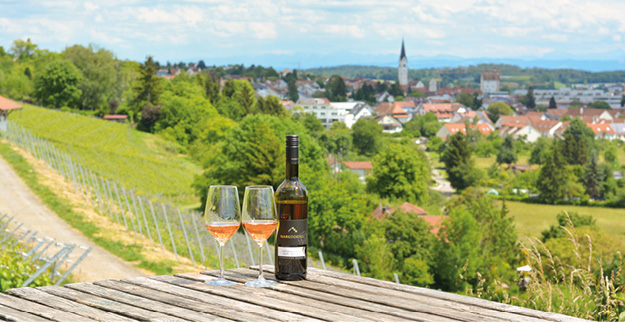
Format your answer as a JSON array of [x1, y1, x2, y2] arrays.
[[286, 135, 298, 147]]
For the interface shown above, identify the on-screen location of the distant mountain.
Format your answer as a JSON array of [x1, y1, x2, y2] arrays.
[[191, 52, 625, 73]]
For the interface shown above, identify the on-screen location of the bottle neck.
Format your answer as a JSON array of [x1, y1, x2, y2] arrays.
[[286, 145, 299, 180]]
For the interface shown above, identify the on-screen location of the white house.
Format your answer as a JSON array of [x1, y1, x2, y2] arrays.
[[374, 114, 403, 133], [296, 99, 373, 128], [499, 124, 541, 143], [344, 103, 375, 128]]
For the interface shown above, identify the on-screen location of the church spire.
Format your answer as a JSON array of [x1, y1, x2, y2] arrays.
[[400, 38, 406, 60]]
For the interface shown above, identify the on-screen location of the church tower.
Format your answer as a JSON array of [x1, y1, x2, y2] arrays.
[[398, 39, 408, 88]]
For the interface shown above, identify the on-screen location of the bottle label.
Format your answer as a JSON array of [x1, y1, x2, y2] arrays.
[[277, 246, 306, 258], [277, 219, 307, 246]]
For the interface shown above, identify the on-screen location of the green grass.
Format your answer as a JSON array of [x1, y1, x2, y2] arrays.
[[0, 141, 177, 275], [474, 154, 530, 169], [503, 200, 625, 238], [10, 105, 201, 205]]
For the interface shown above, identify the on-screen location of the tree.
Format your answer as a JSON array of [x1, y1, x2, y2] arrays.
[[366, 143, 430, 204], [287, 79, 299, 102], [197, 60, 206, 69], [443, 132, 480, 190], [583, 151, 603, 199], [63, 44, 117, 111], [325, 75, 347, 102], [621, 94, 625, 107], [560, 117, 594, 165], [537, 141, 568, 203], [541, 211, 595, 241], [34, 59, 82, 108], [235, 80, 257, 115], [604, 145, 618, 166], [548, 96, 557, 109], [525, 86, 536, 109], [486, 102, 513, 123], [455, 93, 474, 108], [300, 113, 324, 137], [10, 38, 38, 60], [587, 101, 611, 110], [529, 137, 550, 165], [202, 73, 220, 104], [133, 56, 162, 112], [352, 118, 383, 156], [139, 104, 162, 132], [496, 136, 517, 165], [257, 95, 287, 116]]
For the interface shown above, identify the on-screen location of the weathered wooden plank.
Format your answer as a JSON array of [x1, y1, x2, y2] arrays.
[[37, 285, 190, 322], [218, 269, 521, 322], [6, 287, 135, 322], [94, 279, 265, 322], [307, 268, 593, 322], [212, 269, 451, 322], [0, 292, 96, 322], [120, 276, 319, 322], [160, 274, 354, 322], [66, 282, 228, 322], [0, 303, 52, 322]]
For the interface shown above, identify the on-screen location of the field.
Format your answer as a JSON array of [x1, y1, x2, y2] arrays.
[[10, 105, 202, 206], [503, 201, 625, 237]]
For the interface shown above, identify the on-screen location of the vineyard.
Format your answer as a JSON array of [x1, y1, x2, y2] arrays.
[[9, 105, 201, 206]]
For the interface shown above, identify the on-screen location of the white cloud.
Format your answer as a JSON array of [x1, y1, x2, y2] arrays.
[[137, 7, 181, 23], [249, 22, 277, 40]]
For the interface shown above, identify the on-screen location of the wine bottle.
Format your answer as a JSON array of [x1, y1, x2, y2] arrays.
[[275, 135, 308, 280]]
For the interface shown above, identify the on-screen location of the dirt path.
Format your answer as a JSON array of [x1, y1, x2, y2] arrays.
[[431, 168, 455, 197], [0, 149, 148, 283]]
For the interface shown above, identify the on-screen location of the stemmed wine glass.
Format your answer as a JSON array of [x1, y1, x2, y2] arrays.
[[204, 185, 241, 286], [242, 185, 278, 287]]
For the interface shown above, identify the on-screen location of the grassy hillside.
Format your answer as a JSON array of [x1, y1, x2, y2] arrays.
[[504, 201, 625, 237], [10, 105, 201, 206]]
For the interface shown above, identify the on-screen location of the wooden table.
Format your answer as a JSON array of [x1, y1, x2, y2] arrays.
[[0, 267, 590, 322]]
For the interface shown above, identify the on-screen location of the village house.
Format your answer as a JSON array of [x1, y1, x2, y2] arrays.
[[375, 102, 410, 123], [498, 123, 541, 142], [480, 71, 500, 94], [374, 114, 403, 133], [435, 123, 494, 140], [370, 202, 445, 234], [414, 102, 467, 123], [587, 123, 616, 140]]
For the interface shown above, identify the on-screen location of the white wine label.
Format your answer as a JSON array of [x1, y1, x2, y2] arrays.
[[278, 246, 306, 258]]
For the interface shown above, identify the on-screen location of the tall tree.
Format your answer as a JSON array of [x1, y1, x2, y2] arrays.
[[197, 60, 206, 69], [34, 59, 82, 108], [133, 56, 162, 110], [287, 79, 299, 102], [352, 118, 383, 156], [235, 80, 257, 115], [455, 93, 474, 108], [366, 143, 430, 204], [63, 44, 117, 111], [203, 73, 220, 104], [525, 86, 536, 109], [10, 38, 38, 60], [583, 151, 603, 199], [560, 117, 594, 165], [257, 95, 287, 116], [529, 137, 550, 165], [443, 132, 480, 190], [325, 75, 347, 102], [587, 101, 611, 110], [496, 136, 517, 165], [537, 141, 568, 203], [548, 96, 557, 109]]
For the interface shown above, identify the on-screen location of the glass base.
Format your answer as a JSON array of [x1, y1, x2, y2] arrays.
[[245, 278, 276, 288], [205, 277, 237, 286]]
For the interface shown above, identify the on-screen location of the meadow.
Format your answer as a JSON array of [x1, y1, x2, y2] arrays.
[[10, 105, 202, 206]]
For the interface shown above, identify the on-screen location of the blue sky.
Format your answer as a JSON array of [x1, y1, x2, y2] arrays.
[[1, 0, 624, 70]]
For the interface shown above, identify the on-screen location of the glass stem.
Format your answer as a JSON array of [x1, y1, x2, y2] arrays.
[[258, 242, 264, 280], [219, 242, 225, 279]]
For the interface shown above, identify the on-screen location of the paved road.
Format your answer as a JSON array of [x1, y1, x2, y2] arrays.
[[0, 153, 147, 282]]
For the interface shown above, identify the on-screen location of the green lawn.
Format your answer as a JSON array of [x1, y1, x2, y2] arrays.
[[503, 201, 625, 238], [9, 105, 202, 205], [474, 154, 530, 169]]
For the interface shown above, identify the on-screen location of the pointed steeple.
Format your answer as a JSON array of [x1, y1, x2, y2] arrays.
[[400, 39, 406, 60]]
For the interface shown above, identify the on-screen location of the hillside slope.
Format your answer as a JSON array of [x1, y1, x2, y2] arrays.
[[10, 105, 201, 206]]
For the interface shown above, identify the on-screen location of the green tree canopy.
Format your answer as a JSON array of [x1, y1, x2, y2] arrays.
[[582, 151, 603, 199], [63, 44, 118, 112], [287, 79, 299, 102], [325, 75, 347, 102], [560, 117, 594, 165], [587, 101, 611, 110], [537, 141, 568, 203], [486, 102, 513, 123], [132, 56, 162, 115], [443, 132, 480, 190], [366, 143, 431, 204], [496, 136, 517, 165], [548, 96, 557, 109], [529, 137, 551, 165], [352, 117, 383, 156], [34, 59, 82, 108]]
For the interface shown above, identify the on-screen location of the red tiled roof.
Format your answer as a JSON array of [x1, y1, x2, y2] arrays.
[[343, 161, 373, 170], [0, 96, 23, 111], [422, 103, 464, 113], [586, 123, 615, 135], [398, 202, 428, 216], [421, 216, 446, 235]]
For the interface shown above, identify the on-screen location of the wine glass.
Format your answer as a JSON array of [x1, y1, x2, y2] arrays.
[[242, 185, 278, 287], [204, 185, 241, 286]]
